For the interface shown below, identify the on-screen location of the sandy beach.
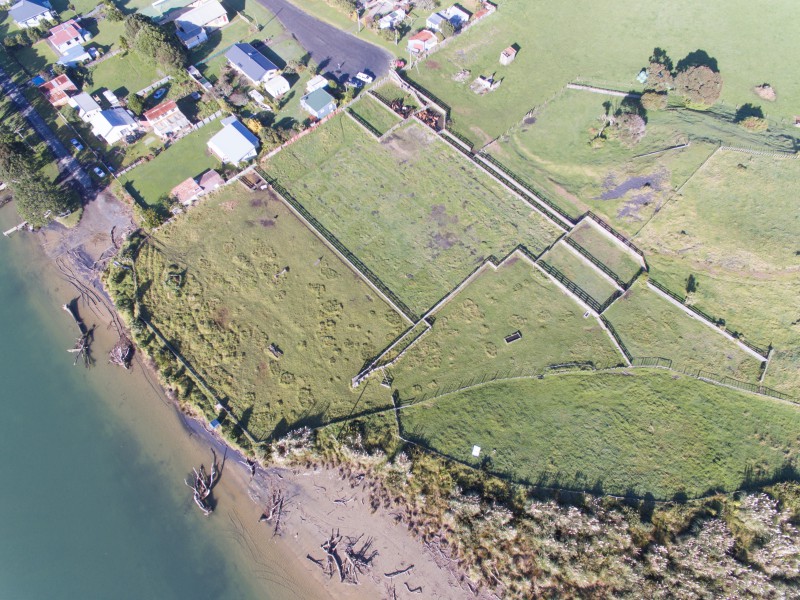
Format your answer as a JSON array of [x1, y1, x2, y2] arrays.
[[32, 192, 475, 600]]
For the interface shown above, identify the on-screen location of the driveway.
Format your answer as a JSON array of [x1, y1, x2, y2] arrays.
[[254, 0, 392, 80], [0, 67, 94, 197]]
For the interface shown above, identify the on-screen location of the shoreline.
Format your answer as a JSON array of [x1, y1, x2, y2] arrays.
[[24, 195, 475, 600]]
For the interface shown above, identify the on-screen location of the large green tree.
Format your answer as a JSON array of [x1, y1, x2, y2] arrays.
[[123, 14, 186, 73], [0, 132, 71, 227]]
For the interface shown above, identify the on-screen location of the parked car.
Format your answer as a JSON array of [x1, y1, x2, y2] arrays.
[[153, 88, 167, 99], [92, 166, 105, 177], [345, 76, 364, 89], [190, 91, 201, 100], [355, 72, 374, 84], [70, 138, 83, 152]]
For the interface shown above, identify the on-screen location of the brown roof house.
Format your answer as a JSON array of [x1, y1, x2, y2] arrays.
[[170, 169, 224, 206], [142, 100, 191, 139], [499, 46, 517, 66], [39, 74, 78, 107]]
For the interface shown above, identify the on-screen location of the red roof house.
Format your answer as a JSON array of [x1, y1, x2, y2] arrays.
[[407, 30, 437, 54], [48, 19, 90, 55], [39, 74, 78, 107]]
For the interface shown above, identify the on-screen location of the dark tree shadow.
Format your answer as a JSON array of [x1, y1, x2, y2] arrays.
[[735, 102, 764, 122], [676, 49, 719, 73]]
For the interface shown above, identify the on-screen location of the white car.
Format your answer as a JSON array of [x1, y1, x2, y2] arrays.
[[93, 166, 105, 177], [355, 72, 374, 84], [70, 138, 83, 151]]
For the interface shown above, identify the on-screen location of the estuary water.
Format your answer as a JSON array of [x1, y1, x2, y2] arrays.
[[0, 206, 331, 599]]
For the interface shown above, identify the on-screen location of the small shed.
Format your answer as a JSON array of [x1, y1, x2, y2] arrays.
[[499, 46, 517, 66]]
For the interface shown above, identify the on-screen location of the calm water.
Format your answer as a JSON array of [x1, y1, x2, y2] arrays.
[[0, 207, 328, 600]]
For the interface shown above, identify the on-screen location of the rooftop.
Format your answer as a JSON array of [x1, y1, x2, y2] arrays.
[[10, 0, 51, 22], [225, 43, 278, 83], [170, 177, 203, 204], [175, 0, 226, 28], [409, 30, 436, 42], [302, 88, 335, 113], [70, 92, 101, 114], [143, 100, 179, 122], [208, 118, 259, 163], [38, 74, 78, 104], [48, 19, 84, 46]]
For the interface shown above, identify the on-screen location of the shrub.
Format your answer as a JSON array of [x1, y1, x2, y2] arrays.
[[674, 65, 723, 108], [641, 91, 668, 111]]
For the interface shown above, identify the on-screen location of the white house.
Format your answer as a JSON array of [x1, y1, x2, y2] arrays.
[[263, 75, 290, 99], [425, 12, 445, 31], [89, 108, 140, 144], [10, 0, 54, 28], [305, 74, 328, 94], [68, 92, 101, 121], [407, 30, 437, 54], [224, 43, 279, 86], [379, 8, 405, 29], [207, 116, 259, 164], [442, 4, 471, 28], [47, 19, 90, 54], [174, 0, 228, 49]]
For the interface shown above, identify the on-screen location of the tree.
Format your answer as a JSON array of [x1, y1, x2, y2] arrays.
[[674, 65, 723, 107], [439, 19, 455, 38], [641, 91, 668, 111], [104, 0, 123, 21], [126, 93, 143, 115], [685, 274, 697, 294], [123, 14, 186, 73]]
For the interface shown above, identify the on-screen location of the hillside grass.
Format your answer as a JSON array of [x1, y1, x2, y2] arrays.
[[540, 242, 618, 305], [90, 50, 163, 97], [408, 0, 800, 146], [110, 185, 404, 440], [604, 279, 764, 381], [264, 116, 561, 314], [349, 95, 401, 136], [390, 257, 622, 401], [399, 370, 800, 499], [568, 219, 644, 283]]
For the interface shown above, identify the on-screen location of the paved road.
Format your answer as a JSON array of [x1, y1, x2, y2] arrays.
[[0, 67, 94, 196], [254, 0, 392, 80]]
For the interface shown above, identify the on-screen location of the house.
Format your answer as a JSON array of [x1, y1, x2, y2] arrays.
[[425, 12, 445, 31], [499, 46, 516, 66], [170, 178, 203, 205], [379, 8, 405, 29], [56, 44, 93, 67], [174, 0, 227, 47], [263, 75, 290, 99], [88, 108, 140, 144], [225, 43, 279, 86], [407, 30, 437, 54], [47, 19, 90, 54], [171, 169, 224, 205], [39, 74, 78, 107], [10, 0, 54, 28], [207, 116, 259, 164], [68, 92, 101, 121], [442, 4, 470, 28], [103, 89, 120, 107], [143, 100, 191, 139], [300, 88, 336, 120], [305, 74, 328, 94]]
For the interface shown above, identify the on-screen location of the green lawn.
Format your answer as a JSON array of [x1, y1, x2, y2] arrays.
[[540, 242, 619, 305], [389, 257, 622, 400], [373, 81, 419, 108], [604, 279, 764, 381], [265, 116, 562, 315], [90, 50, 163, 97], [568, 219, 644, 284], [399, 370, 800, 498], [108, 184, 405, 440], [349, 94, 400, 135], [11, 41, 58, 74], [118, 125, 219, 205], [408, 0, 800, 147], [187, 16, 252, 65]]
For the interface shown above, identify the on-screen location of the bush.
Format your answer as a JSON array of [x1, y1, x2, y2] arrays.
[[739, 116, 768, 132], [641, 91, 668, 111]]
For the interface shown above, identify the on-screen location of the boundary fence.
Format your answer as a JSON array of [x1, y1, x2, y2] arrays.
[[585, 211, 644, 256], [538, 260, 603, 313], [346, 107, 381, 138], [647, 278, 769, 358], [255, 168, 417, 322], [599, 315, 632, 362], [564, 237, 627, 289]]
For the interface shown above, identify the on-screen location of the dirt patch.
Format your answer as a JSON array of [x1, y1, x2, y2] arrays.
[[259, 218, 276, 228], [753, 84, 776, 101], [221, 200, 237, 212], [429, 231, 459, 250], [250, 197, 266, 208], [213, 306, 231, 328], [600, 171, 667, 201], [425, 60, 440, 70], [429, 204, 459, 227], [381, 124, 433, 163], [523, 115, 536, 125]]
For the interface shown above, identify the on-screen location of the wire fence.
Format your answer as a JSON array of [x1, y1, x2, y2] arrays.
[[538, 260, 602, 313], [585, 211, 645, 256], [346, 107, 381, 138]]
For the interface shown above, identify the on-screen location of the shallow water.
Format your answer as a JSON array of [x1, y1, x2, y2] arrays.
[[0, 206, 330, 599]]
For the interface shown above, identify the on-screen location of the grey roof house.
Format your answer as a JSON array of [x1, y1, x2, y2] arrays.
[[300, 88, 336, 120], [68, 92, 101, 121], [224, 43, 278, 85], [10, 0, 54, 28], [207, 116, 259, 164]]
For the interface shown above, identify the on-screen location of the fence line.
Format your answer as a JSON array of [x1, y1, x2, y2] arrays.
[[562, 237, 626, 289], [646, 279, 768, 359], [136, 75, 172, 97], [584, 211, 645, 256], [256, 168, 417, 323], [538, 260, 602, 313], [345, 107, 381, 138]]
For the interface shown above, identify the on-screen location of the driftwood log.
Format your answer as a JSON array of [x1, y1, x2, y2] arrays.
[[308, 529, 378, 585], [258, 489, 286, 536], [184, 450, 220, 516], [108, 335, 133, 368], [63, 299, 93, 368]]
